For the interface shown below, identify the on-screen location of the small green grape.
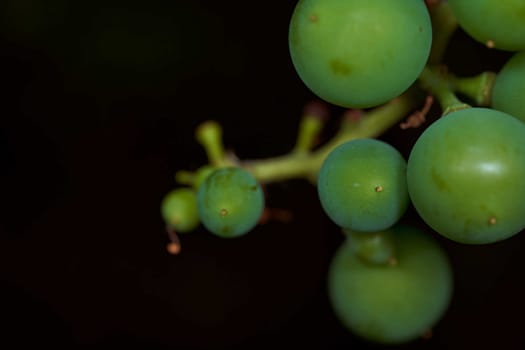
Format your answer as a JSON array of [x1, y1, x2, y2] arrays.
[[193, 165, 216, 190], [288, 0, 432, 108], [161, 188, 199, 233], [448, 0, 525, 51], [317, 138, 409, 232], [407, 107, 525, 244], [328, 225, 453, 345], [492, 51, 525, 122], [197, 167, 264, 238]]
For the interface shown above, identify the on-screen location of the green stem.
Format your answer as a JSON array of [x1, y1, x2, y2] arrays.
[[244, 91, 419, 184], [175, 170, 194, 185], [418, 66, 470, 115], [449, 71, 496, 106], [195, 121, 233, 167], [292, 100, 329, 154], [427, 1, 458, 64], [292, 115, 324, 154]]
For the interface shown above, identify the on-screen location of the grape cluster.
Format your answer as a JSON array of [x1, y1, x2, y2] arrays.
[[160, 0, 525, 345], [289, 0, 525, 344], [290, 0, 525, 246]]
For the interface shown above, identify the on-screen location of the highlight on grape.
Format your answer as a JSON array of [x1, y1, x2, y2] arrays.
[[160, 0, 525, 345]]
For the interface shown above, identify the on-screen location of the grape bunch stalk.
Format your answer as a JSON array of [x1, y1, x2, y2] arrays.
[[160, 0, 525, 345]]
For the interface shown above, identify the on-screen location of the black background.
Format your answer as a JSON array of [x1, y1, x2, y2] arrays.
[[1, 1, 524, 349]]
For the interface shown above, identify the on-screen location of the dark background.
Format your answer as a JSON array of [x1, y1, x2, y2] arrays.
[[1, 1, 524, 349]]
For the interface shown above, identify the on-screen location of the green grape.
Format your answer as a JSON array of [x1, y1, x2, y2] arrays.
[[328, 224, 453, 345], [288, 0, 432, 108], [197, 167, 264, 238], [317, 138, 409, 232], [161, 188, 199, 233], [447, 0, 525, 51], [492, 51, 525, 122], [407, 107, 525, 244], [193, 165, 216, 190]]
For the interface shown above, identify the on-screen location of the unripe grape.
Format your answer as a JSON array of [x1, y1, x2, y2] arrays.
[[328, 224, 453, 345], [317, 139, 409, 232], [492, 51, 525, 122], [197, 167, 264, 238], [289, 0, 432, 108], [407, 107, 525, 244], [448, 0, 525, 51], [193, 165, 216, 190], [161, 188, 199, 233]]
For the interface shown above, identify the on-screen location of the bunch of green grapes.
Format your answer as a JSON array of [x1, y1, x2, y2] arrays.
[[291, 0, 525, 246], [159, 0, 525, 345], [406, 1, 525, 245], [289, 0, 525, 344]]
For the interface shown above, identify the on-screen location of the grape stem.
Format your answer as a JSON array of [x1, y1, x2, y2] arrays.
[[187, 91, 420, 185], [449, 71, 496, 106], [418, 1, 498, 114], [418, 66, 471, 115], [291, 100, 329, 154], [243, 91, 419, 184], [195, 120, 235, 167], [182, 1, 465, 186], [418, 66, 497, 114], [427, 1, 458, 64]]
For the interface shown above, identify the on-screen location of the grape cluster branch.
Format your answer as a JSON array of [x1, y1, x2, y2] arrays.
[[164, 0, 497, 258], [178, 1, 495, 188]]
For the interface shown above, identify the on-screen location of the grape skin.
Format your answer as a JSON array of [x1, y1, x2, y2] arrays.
[[448, 0, 525, 51], [328, 225, 453, 345], [288, 0, 432, 108], [161, 188, 200, 233], [407, 108, 525, 244], [317, 138, 409, 232], [197, 167, 264, 238], [492, 51, 525, 122]]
